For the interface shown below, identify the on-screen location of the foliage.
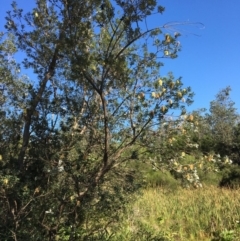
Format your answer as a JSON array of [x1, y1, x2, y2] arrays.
[[142, 112, 236, 188], [208, 87, 237, 145], [145, 169, 180, 190], [143, 87, 240, 188], [212, 229, 237, 241], [219, 165, 240, 189], [1, 1, 240, 240], [231, 123, 240, 164], [198, 168, 222, 186], [200, 87, 239, 162], [0, 0, 195, 240]]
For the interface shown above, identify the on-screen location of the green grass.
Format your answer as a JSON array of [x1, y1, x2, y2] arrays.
[[112, 186, 240, 241]]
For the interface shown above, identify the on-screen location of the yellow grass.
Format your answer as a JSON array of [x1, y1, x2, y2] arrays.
[[115, 186, 240, 241]]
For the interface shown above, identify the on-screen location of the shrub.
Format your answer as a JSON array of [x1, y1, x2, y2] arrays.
[[198, 169, 222, 186], [145, 170, 180, 190], [219, 165, 240, 189]]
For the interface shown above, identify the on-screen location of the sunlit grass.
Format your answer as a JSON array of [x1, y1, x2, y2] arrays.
[[114, 186, 240, 241]]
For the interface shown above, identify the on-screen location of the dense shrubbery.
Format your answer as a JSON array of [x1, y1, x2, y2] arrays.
[[145, 170, 180, 190], [219, 165, 240, 189]]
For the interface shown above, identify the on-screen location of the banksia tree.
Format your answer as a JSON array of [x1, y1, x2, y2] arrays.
[[0, 0, 194, 240]]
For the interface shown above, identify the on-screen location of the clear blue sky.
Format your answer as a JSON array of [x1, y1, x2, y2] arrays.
[[153, 0, 240, 113], [1, 0, 240, 113]]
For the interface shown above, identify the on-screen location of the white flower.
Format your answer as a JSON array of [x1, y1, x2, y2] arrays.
[[45, 209, 53, 214], [58, 166, 64, 172]]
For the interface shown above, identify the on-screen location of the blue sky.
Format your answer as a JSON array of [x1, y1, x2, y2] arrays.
[[0, 0, 240, 113], [153, 0, 240, 113]]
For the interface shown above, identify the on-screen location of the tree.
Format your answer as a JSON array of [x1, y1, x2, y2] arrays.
[[232, 123, 240, 164], [0, 0, 194, 240], [206, 86, 239, 159]]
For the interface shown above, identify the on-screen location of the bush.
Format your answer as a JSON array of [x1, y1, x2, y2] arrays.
[[198, 169, 222, 187], [145, 170, 180, 190], [219, 165, 240, 189]]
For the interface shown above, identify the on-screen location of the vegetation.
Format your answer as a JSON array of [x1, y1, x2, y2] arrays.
[[0, 0, 240, 240], [113, 186, 240, 241]]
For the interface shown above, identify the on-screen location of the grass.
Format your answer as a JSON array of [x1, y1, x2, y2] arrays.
[[112, 186, 240, 241]]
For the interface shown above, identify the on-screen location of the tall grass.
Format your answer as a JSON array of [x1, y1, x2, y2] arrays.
[[113, 186, 240, 241]]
